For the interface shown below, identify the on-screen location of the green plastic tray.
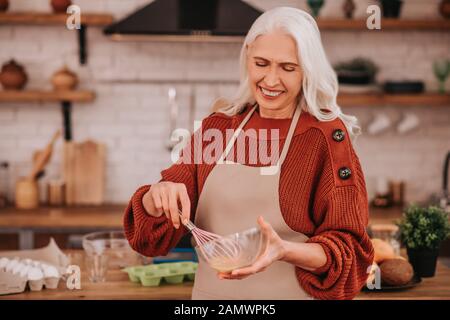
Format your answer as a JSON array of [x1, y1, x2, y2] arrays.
[[123, 262, 198, 287]]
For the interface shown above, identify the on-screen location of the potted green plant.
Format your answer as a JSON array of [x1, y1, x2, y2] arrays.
[[397, 204, 450, 277]]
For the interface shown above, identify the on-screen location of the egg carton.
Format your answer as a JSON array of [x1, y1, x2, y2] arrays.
[[0, 238, 69, 295], [122, 261, 198, 287]]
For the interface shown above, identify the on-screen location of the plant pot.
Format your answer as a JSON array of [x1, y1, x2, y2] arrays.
[[406, 247, 439, 278], [380, 0, 403, 18]]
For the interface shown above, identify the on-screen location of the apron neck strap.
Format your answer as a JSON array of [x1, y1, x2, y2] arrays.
[[218, 104, 301, 167], [278, 104, 301, 166]]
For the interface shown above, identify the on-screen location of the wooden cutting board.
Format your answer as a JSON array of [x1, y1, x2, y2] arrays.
[[63, 140, 106, 205]]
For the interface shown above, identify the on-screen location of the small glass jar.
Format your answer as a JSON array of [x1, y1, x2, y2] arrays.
[[368, 223, 401, 256]]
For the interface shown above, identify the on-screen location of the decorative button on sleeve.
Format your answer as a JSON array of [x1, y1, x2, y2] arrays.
[[332, 129, 345, 142], [338, 167, 352, 180]]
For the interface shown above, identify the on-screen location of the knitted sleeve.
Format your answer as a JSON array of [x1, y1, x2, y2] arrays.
[[123, 135, 199, 257], [295, 143, 375, 300]]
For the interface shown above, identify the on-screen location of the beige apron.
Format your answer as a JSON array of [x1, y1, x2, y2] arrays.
[[191, 104, 313, 300]]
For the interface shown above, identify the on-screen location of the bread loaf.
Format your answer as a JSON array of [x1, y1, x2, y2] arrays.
[[380, 259, 414, 286]]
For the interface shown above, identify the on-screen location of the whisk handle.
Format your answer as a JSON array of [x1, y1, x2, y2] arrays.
[[178, 210, 196, 232]]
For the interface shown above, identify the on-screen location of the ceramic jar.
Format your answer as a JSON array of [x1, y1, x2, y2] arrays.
[[15, 178, 39, 209], [0, 59, 28, 90], [51, 66, 78, 91]]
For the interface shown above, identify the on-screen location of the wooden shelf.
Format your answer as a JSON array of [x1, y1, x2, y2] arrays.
[[338, 93, 450, 107], [0, 90, 95, 103], [108, 34, 245, 43], [1, 14, 448, 31], [0, 12, 113, 26], [317, 19, 450, 31]]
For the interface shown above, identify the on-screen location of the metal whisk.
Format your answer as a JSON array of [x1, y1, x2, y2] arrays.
[[178, 211, 241, 268]]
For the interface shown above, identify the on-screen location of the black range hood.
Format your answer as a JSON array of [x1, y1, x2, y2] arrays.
[[104, 0, 263, 40]]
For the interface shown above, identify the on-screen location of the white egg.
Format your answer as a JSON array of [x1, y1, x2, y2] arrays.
[[23, 258, 33, 265], [20, 265, 30, 278], [43, 265, 59, 278], [41, 263, 51, 272], [12, 262, 26, 275], [5, 259, 19, 273], [0, 257, 10, 269], [32, 260, 41, 268], [27, 267, 44, 281]]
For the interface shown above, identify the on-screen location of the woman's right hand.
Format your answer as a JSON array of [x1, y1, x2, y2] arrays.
[[142, 182, 191, 229]]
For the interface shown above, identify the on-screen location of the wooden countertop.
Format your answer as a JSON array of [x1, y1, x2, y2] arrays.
[[1, 205, 448, 299], [1, 252, 449, 300]]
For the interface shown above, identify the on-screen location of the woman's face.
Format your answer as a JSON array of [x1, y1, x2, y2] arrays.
[[247, 30, 303, 118]]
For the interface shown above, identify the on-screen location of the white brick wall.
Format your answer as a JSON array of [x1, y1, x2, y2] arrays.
[[0, 0, 449, 204]]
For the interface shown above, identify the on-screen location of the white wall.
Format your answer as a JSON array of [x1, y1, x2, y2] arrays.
[[0, 0, 449, 204]]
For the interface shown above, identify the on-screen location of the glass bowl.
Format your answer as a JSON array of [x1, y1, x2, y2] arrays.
[[82, 230, 142, 269], [194, 227, 264, 273]]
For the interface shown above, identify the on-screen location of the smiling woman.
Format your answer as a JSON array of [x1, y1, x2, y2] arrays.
[[124, 7, 374, 301], [247, 31, 303, 119]]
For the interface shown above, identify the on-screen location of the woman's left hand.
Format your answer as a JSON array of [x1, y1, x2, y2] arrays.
[[217, 216, 286, 280]]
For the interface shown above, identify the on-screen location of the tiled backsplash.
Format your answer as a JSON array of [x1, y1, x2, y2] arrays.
[[0, 0, 449, 204]]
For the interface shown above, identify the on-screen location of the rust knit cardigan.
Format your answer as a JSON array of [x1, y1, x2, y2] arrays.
[[123, 105, 375, 300]]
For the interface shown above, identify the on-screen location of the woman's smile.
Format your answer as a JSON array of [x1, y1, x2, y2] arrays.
[[259, 86, 285, 100]]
